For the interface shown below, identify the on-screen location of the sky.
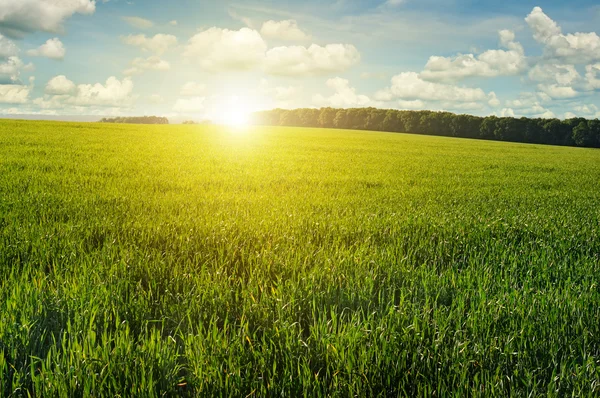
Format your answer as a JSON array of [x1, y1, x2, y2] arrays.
[[1, 0, 600, 122]]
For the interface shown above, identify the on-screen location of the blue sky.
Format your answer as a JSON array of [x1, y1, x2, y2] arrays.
[[1, 0, 600, 121]]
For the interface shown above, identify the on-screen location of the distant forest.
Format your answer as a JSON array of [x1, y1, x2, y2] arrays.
[[99, 116, 169, 124], [252, 108, 600, 148]]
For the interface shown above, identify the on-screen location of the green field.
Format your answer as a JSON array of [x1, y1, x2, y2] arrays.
[[1, 120, 599, 396]]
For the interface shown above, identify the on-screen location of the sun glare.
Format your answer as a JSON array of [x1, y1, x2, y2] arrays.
[[214, 96, 252, 127]]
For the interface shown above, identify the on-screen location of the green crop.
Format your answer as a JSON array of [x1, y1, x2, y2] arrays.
[[1, 120, 599, 396]]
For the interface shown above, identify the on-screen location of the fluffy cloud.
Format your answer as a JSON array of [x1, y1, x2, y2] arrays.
[[0, 83, 30, 103], [0, 0, 95, 37], [184, 27, 267, 72], [528, 64, 580, 85], [45, 75, 76, 95], [0, 56, 24, 83], [487, 92, 500, 107], [122, 16, 154, 30], [525, 7, 600, 63], [499, 108, 515, 117], [27, 38, 66, 60], [173, 97, 205, 113], [312, 77, 372, 108], [70, 76, 134, 107], [124, 56, 170, 76], [0, 34, 18, 58], [445, 101, 487, 111], [420, 30, 526, 82], [527, 64, 581, 99], [503, 93, 557, 118], [505, 92, 545, 109], [572, 103, 598, 115], [180, 81, 206, 96], [538, 110, 556, 119], [501, 105, 555, 119], [37, 76, 135, 108], [260, 20, 310, 41], [536, 83, 578, 99], [183, 27, 359, 76], [264, 44, 360, 76], [121, 34, 177, 55], [502, 107, 555, 118], [375, 72, 492, 104], [585, 64, 600, 90]]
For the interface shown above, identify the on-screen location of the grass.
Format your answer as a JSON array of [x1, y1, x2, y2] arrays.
[[0, 119, 599, 396]]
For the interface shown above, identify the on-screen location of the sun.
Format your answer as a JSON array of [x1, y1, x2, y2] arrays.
[[214, 96, 252, 127]]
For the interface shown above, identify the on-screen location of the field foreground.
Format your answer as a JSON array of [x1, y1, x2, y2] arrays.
[[1, 120, 599, 396]]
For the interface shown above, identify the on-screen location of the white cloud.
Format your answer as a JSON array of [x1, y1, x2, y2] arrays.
[[528, 64, 580, 85], [375, 72, 490, 103], [264, 43, 360, 76], [0, 34, 18, 58], [488, 92, 500, 107], [183, 27, 359, 76], [525, 7, 600, 63], [169, 20, 178, 26], [45, 75, 76, 95], [312, 77, 373, 108], [445, 101, 487, 111], [505, 92, 546, 109], [500, 108, 515, 117], [523, 105, 555, 118], [32, 95, 65, 110], [0, 0, 95, 37], [564, 111, 577, 119], [0, 56, 24, 83], [537, 92, 552, 102], [420, 30, 526, 82], [180, 81, 206, 96], [43, 76, 135, 107], [27, 38, 66, 60], [260, 20, 310, 41], [173, 97, 205, 113], [536, 83, 578, 99], [122, 16, 154, 29], [124, 56, 170, 76], [0, 83, 30, 103], [502, 94, 556, 118], [184, 27, 267, 72], [585, 64, 600, 89], [537, 110, 556, 119], [121, 34, 178, 55], [572, 103, 598, 114]]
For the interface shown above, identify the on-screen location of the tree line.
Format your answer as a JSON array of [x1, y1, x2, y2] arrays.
[[252, 108, 600, 148], [99, 116, 169, 124]]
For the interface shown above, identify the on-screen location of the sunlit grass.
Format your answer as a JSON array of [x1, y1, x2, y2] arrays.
[[0, 120, 599, 396]]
